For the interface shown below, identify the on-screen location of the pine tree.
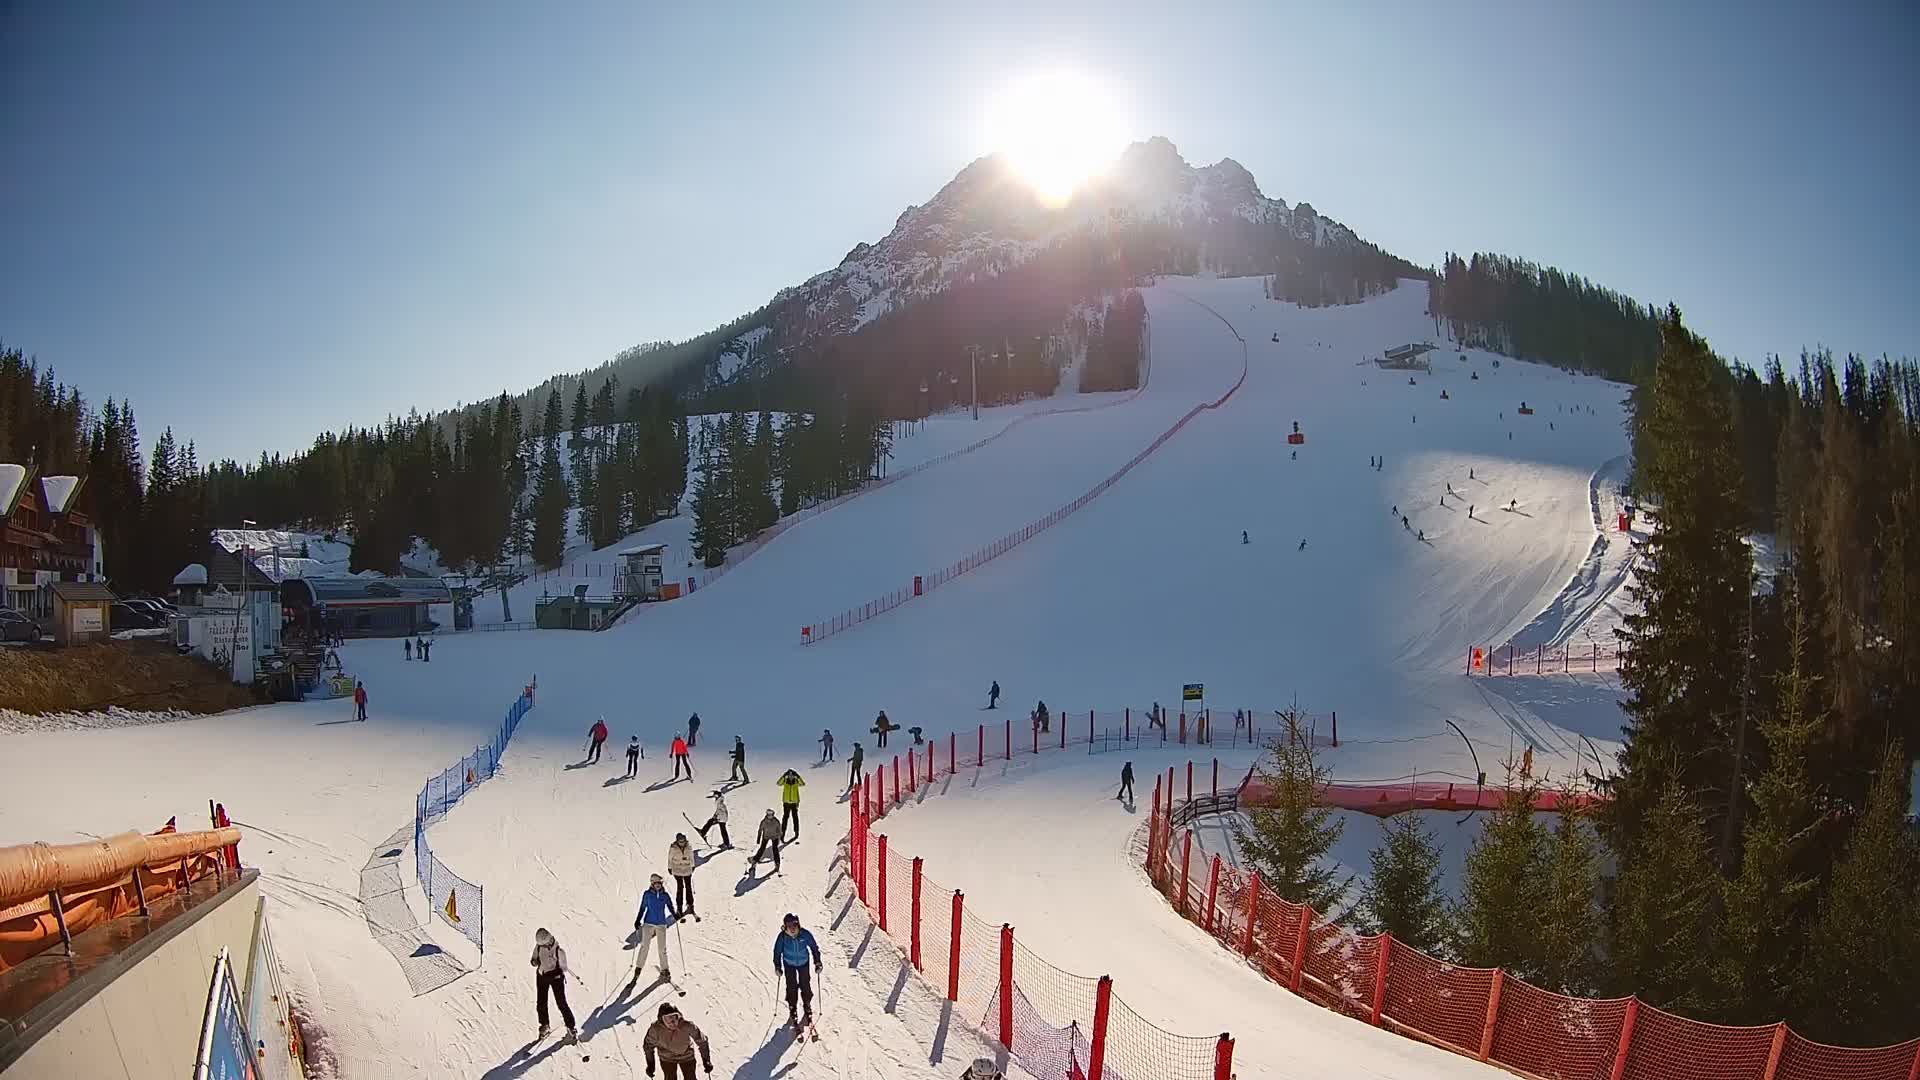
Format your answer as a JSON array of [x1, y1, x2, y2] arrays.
[[575, 457, 598, 544], [1712, 599, 1824, 1022], [1358, 813, 1449, 952], [1454, 771, 1547, 976], [1612, 307, 1754, 863], [1231, 709, 1350, 913], [529, 416, 568, 567], [1607, 782, 1717, 1010], [1796, 744, 1920, 1045], [1535, 793, 1600, 995], [687, 444, 729, 568]]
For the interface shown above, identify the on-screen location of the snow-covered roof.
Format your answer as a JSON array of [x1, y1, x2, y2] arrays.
[[173, 563, 210, 586], [250, 555, 330, 582], [39, 475, 80, 513], [211, 528, 301, 554], [0, 464, 25, 514], [617, 543, 668, 557]]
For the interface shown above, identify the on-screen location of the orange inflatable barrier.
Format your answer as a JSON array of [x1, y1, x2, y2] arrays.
[[0, 825, 241, 974]]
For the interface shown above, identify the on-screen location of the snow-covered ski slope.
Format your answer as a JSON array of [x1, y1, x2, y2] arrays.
[[1, 276, 1633, 1078]]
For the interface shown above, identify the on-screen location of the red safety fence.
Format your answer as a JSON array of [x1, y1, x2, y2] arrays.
[[1469, 642, 1624, 676], [850, 772, 1234, 1080], [803, 304, 1245, 646], [1145, 785, 1920, 1080]]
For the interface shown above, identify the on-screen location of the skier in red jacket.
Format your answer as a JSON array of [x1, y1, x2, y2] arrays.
[[670, 734, 692, 782], [586, 719, 609, 764]]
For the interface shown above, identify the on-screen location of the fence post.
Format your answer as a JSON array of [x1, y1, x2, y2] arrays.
[[892, 756, 900, 805], [1370, 934, 1392, 1026], [1087, 975, 1113, 1080], [910, 857, 924, 972], [977, 724, 983, 766], [1608, 998, 1640, 1080], [998, 924, 1015, 1050], [907, 748, 916, 793], [1214, 1033, 1234, 1080], [1060, 718, 1066, 750], [1179, 711, 1187, 743], [1124, 708, 1130, 740], [948, 891, 963, 1002], [1478, 968, 1504, 1061], [1332, 710, 1338, 747], [1088, 710, 1093, 746], [1005, 718, 1011, 761], [1289, 906, 1311, 991], [1212, 757, 1219, 796], [1242, 873, 1262, 956], [1186, 761, 1193, 805], [877, 835, 889, 932], [1761, 1023, 1787, 1080], [1033, 722, 1039, 755], [1205, 854, 1222, 933], [1179, 831, 1193, 916]]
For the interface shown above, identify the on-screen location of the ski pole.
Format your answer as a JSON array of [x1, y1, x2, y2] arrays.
[[675, 920, 689, 978]]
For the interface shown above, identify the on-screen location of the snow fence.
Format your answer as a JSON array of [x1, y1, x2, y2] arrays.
[[1146, 774, 1920, 1080], [1468, 641, 1624, 676], [847, 713, 1235, 1080], [412, 681, 536, 955]]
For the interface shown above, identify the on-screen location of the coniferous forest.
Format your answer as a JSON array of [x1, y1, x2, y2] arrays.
[[1244, 313, 1920, 1047]]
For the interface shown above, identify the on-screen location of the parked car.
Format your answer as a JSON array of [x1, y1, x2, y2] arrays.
[[124, 599, 174, 622], [110, 602, 155, 629], [0, 608, 40, 642]]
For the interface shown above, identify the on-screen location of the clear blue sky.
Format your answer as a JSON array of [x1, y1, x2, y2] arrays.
[[3, 1, 1914, 462]]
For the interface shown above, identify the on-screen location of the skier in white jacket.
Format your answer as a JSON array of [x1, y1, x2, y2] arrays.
[[530, 928, 578, 1042], [667, 833, 697, 916], [694, 790, 730, 849]]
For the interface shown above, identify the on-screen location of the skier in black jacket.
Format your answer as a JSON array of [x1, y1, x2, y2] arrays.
[[730, 736, 748, 783], [846, 742, 865, 793]]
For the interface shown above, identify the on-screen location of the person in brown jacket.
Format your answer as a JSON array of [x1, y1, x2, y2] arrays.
[[642, 1002, 712, 1078]]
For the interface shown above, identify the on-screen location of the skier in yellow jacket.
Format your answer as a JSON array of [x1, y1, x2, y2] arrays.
[[776, 769, 805, 841]]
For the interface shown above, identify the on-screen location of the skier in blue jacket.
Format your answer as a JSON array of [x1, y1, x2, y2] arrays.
[[772, 912, 822, 1028], [633, 874, 679, 980]]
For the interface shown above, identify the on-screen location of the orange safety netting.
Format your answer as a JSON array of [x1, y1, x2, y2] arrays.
[[1147, 792, 1920, 1080]]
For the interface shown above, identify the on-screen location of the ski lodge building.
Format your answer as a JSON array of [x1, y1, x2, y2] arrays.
[[0, 463, 104, 624]]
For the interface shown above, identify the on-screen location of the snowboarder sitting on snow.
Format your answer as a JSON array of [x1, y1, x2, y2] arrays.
[[587, 718, 609, 764], [773, 913, 823, 1029], [987, 680, 1000, 709], [668, 834, 696, 917], [670, 734, 692, 780], [730, 735, 748, 784], [642, 1002, 712, 1079], [695, 790, 731, 848], [633, 874, 678, 979], [626, 735, 642, 778], [777, 769, 805, 840], [909, 726, 924, 745], [530, 928, 577, 1043], [752, 809, 784, 873], [846, 742, 865, 793], [872, 710, 894, 747]]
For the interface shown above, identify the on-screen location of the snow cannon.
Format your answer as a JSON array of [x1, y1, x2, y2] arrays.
[[1287, 420, 1305, 446], [1517, 401, 1535, 415]]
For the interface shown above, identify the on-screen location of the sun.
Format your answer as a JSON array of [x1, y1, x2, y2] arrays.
[[984, 70, 1129, 209]]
